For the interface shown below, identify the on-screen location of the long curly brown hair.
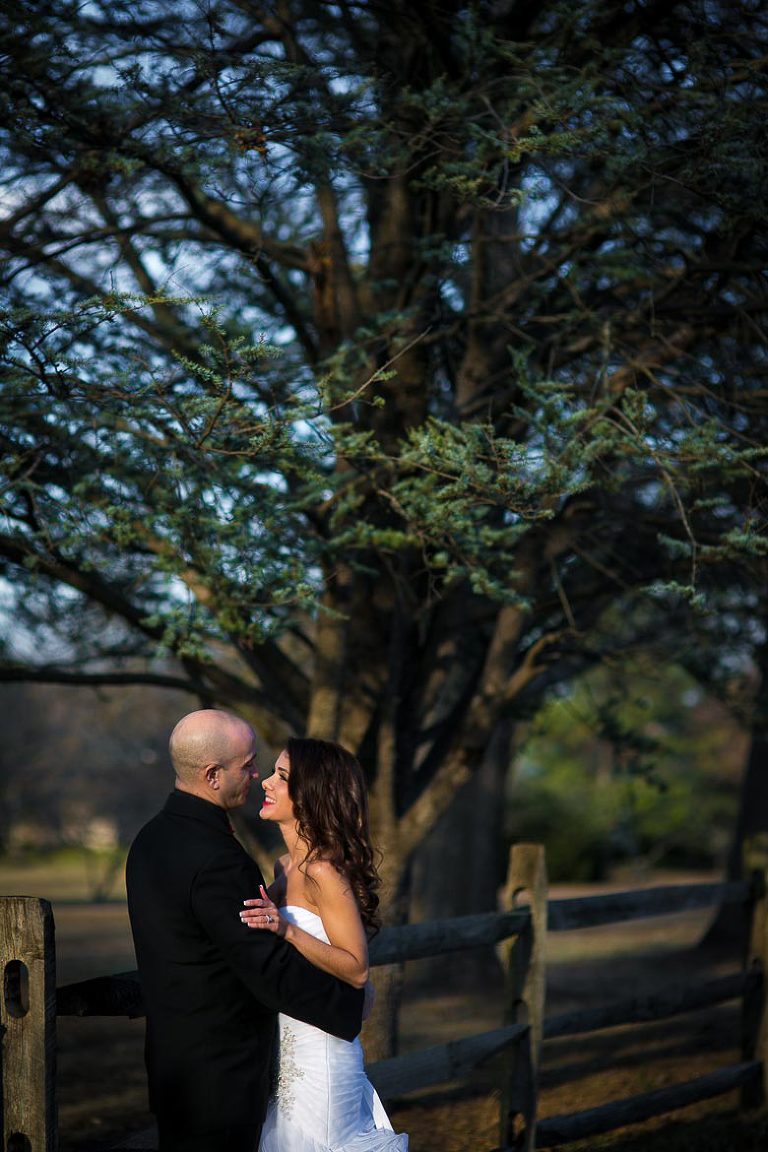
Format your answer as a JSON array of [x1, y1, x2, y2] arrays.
[[286, 737, 381, 935]]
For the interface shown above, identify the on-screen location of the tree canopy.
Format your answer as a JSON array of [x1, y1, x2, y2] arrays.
[[1, 0, 767, 928]]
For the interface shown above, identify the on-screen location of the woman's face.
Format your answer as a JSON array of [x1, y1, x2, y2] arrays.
[[259, 749, 295, 823]]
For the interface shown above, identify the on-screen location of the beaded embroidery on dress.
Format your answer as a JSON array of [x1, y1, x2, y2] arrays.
[[258, 906, 408, 1152]]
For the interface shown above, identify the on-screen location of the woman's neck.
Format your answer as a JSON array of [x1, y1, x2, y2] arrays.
[[280, 819, 307, 864]]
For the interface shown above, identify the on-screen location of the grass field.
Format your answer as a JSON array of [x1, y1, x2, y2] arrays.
[[1, 853, 766, 1151]]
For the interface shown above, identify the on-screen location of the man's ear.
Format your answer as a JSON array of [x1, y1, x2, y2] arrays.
[[204, 763, 220, 789]]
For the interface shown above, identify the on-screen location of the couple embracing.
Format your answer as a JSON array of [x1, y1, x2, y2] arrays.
[[126, 708, 408, 1152]]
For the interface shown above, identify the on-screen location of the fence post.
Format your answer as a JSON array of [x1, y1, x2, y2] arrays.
[[498, 843, 547, 1151], [0, 897, 58, 1152], [743, 834, 768, 1109]]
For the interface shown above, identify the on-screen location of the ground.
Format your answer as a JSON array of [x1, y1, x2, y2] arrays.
[[1, 855, 766, 1151]]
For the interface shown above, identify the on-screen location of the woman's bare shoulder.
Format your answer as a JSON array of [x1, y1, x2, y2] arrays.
[[304, 855, 348, 894]]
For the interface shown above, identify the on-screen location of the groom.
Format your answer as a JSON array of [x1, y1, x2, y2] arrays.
[[126, 709, 364, 1152]]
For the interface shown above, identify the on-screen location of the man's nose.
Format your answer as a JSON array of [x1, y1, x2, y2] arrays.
[[250, 767, 259, 779]]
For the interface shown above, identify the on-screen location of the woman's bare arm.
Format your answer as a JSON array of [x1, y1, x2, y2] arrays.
[[241, 860, 369, 988]]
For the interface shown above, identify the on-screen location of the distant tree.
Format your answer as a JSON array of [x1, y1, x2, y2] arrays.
[[1, 0, 766, 1052], [699, 621, 768, 954], [0, 680, 189, 844], [508, 656, 746, 880]]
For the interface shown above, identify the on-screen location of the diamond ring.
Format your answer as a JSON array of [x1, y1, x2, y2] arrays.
[[266, 914, 273, 923]]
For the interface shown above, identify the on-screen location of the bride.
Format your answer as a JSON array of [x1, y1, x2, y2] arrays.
[[240, 736, 408, 1152]]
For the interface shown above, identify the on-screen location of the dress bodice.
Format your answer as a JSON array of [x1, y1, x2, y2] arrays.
[[280, 905, 330, 944]]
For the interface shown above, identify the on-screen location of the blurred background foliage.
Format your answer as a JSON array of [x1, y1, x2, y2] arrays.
[[508, 660, 745, 881]]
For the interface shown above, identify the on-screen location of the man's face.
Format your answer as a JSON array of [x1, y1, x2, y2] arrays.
[[215, 726, 258, 810]]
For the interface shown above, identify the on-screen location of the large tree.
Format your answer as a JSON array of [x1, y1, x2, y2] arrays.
[[1, 0, 767, 1051]]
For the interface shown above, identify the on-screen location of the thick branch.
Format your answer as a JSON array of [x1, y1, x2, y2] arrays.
[[0, 666, 198, 692], [398, 751, 471, 861]]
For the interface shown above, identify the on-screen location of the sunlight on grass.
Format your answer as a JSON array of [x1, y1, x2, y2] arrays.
[[0, 848, 127, 902], [547, 907, 712, 965]]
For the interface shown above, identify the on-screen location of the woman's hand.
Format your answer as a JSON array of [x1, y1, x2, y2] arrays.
[[240, 884, 286, 937]]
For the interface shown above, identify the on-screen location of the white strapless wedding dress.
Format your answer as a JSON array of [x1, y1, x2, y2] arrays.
[[258, 905, 408, 1152]]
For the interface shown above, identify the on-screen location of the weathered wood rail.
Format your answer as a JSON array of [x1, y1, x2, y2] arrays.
[[2, 841, 767, 1151]]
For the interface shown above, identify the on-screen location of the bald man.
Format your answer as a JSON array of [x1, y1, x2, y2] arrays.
[[126, 710, 364, 1152]]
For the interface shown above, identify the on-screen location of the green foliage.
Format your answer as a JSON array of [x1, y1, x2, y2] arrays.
[[509, 659, 743, 880]]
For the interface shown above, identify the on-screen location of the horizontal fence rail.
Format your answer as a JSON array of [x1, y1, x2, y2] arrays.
[[369, 1023, 528, 1098], [543, 971, 757, 1040], [57, 971, 143, 1018], [534, 1063, 763, 1148], [546, 880, 752, 931], [369, 909, 530, 964]]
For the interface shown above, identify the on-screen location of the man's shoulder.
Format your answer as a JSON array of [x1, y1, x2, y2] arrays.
[[126, 800, 216, 875], [129, 792, 229, 844], [127, 807, 163, 852], [126, 805, 260, 905], [128, 801, 174, 847]]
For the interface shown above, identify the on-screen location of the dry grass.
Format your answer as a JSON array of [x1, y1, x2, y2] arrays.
[[2, 860, 766, 1151]]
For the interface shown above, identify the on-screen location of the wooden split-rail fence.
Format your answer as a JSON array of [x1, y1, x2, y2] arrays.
[[2, 841, 768, 1151]]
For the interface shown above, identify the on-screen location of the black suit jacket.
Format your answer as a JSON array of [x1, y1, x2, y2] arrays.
[[126, 790, 364, 1136]]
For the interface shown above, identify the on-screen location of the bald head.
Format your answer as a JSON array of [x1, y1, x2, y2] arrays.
[[170, 710, 257, 801]]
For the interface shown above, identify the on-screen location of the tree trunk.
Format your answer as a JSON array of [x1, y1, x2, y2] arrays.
[[409, 718, 514, 983], [362, 854, 412, 1063], [700, 637, 768, 957]]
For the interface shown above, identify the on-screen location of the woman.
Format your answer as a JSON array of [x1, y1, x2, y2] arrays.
[[240, 737, 408, 1152]]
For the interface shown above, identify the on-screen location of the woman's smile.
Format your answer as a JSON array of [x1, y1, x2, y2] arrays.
[[259, 750, 293, 821]]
